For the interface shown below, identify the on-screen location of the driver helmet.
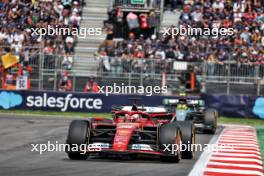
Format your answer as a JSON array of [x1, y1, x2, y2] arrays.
[[177, 99, 188, 110]]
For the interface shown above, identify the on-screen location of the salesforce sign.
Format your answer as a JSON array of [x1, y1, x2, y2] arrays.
[[0, 91, 103, 112], [0, 90, 172, 113], [26, 93, 102, 112]]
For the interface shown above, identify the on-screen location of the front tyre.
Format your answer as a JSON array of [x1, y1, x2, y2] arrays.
[[66, 120, 90, 160], [159, 123, 182, 163], [177, 121, 195, 159]]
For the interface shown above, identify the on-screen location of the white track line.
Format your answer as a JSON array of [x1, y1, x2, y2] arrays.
[[207, 161, 264, 170], [188, 127, 224, 176], [212, 149, 261, 154], [204, 168, 264, 175], [189, 125, 264, 176], [211, 153, 262, 159], [209, 157, 263, 164]]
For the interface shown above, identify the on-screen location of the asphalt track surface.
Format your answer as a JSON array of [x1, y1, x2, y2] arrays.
[[0, 114, 222, 176]]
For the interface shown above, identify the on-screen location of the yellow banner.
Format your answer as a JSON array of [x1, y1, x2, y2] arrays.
[[1, 53, 19, 69]]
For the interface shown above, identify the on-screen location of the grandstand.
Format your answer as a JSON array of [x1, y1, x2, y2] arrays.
[[0, 0, 264, 95]]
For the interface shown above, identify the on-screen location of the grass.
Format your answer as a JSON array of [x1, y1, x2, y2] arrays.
[[1, 109, 264, 126], [256, 126, 264, 163], [0, 110, 111, 118], [219, 116, 264, 127]]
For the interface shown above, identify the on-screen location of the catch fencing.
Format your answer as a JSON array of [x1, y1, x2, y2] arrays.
[[1, 52, 264, 96], [42, 56, 264, 95], [204, 62, 264, 95]]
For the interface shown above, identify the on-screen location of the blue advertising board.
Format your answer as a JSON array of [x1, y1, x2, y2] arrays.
[[0, 90, 263, 119], [0, 90, 186, 113], [203, 93, 264, 119]]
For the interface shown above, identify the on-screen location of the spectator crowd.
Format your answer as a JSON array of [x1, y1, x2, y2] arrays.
[[0, 0, 82, 69], [99, 0, 264, 75]]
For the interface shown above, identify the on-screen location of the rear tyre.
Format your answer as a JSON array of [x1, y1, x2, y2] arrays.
[[159, 123, 182, 163], [204, 109, 218, 134], [66, 120, 90, 160], [177, 121, 195, 159]]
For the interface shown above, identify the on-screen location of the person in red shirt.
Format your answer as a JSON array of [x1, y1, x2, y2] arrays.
[[83, 77, 99, 93]]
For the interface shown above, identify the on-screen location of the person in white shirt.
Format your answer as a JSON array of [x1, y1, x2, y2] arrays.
[[7, 30, 14, 44], [54, 0, 64, 20], [155, 48, 166, 60], [69, 12, 81, 26], [212, 0, 224, 11], [191, 9, 203, 22], [0, 28, 8, 41], [13, 29, 24, 44], [233, 0, 246, 13], [11, 41, 22, 54]]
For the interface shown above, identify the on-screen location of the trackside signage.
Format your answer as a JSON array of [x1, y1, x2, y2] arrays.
[[0, 91, 104, 112], [26, 93, 102, 111], [1, 90, 261, 119], [0, 90, 184, 113]]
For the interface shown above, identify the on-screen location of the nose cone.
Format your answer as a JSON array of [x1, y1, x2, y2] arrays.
[[113, 123, 139, 151]]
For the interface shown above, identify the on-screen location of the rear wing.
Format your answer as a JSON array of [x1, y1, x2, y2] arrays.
[[163, 98, 205, 107]]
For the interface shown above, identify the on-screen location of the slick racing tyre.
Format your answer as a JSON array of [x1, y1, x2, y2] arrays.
[[177, 121, 195, 159], [66, 120, 90, 160], [159, 123, 182, 163], [204, 109, 218, 134]]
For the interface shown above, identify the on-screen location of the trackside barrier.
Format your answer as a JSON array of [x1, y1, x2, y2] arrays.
[[0, 90, 199, 113], [0, 90, 263, 119], [203, 93, 264, 119]]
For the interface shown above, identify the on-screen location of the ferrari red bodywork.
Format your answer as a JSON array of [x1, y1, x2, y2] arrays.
[[88, 110, 173, 155]]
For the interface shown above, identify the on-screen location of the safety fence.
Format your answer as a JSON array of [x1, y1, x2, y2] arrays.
[[97, 57, 197, 75], [1, 52, 264, 95], [40, 56, 264, 95], [204, 62, 264, 95]]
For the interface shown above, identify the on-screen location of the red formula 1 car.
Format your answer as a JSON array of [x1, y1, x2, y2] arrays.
[[65, 105, 195, 162]]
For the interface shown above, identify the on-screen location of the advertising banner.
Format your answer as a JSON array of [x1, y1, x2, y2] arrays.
[[204, 93, 264, 119], [0, 90, 263, 119], [0, 90, 182, 113]]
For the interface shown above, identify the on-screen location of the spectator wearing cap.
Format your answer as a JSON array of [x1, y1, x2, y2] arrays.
[[65, 37, 74, 55], [72, 1, 81, 13], [62, 0, 72, 9]]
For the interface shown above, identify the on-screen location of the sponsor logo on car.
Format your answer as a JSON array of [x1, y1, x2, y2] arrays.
[[117, 123, 136, 129], [131, 144, 153, 151]]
